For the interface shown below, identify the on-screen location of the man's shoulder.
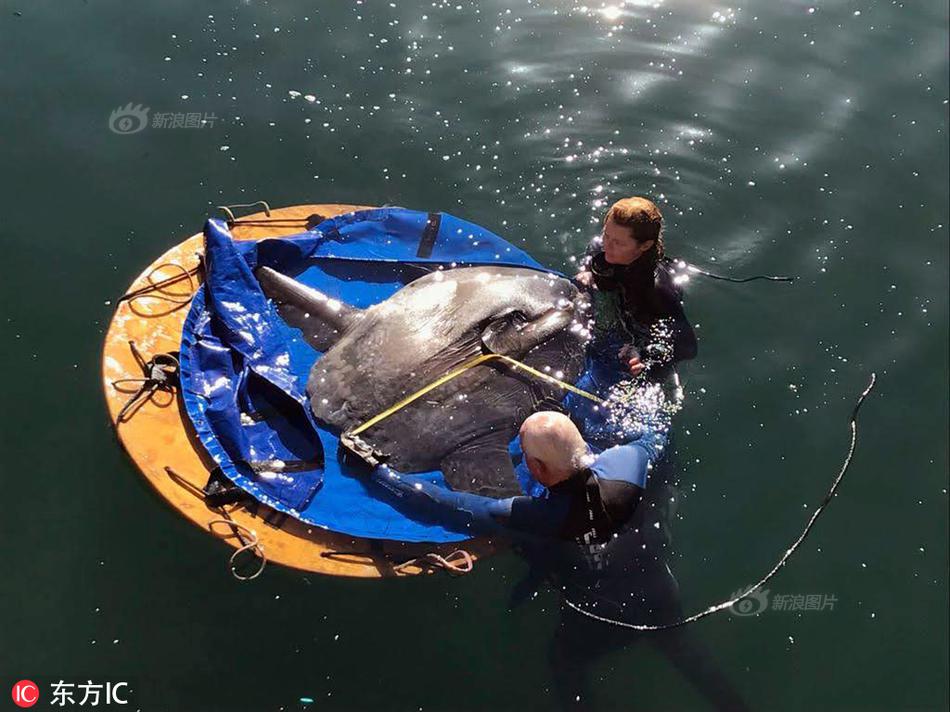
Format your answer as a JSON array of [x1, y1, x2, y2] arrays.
[[590, 441, 651, 487]]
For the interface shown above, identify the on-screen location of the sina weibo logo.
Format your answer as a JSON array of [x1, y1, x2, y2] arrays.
[[108, 103, 150, 134], [728, 588, 770, 617], [12, 680, 39, 708]]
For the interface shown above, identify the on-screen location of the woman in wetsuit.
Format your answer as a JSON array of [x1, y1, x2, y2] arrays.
[[575, 196, 697, 381]]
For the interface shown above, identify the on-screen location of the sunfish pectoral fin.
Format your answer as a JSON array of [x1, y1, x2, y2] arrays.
[[441, 435, 522, 498], [480, 313, 530, 355], [255, 266, 363, 351], [480, 307, 575, 357]]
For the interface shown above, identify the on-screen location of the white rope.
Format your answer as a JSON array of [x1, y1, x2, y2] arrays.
[[208, 518, 267, 581], [393, 549, 475, 576]]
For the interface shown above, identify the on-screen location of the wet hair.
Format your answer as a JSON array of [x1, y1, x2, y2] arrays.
[[605, 196, 665, 261]]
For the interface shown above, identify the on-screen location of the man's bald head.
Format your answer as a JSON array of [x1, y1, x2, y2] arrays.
[[519, 411, 590, 487]]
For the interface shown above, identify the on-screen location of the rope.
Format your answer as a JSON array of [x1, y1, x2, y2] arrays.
[[207, 517, 267, 581], [216, 201, 332, 230], [393, 550, 475, 576], [229, 219, 312, 227], [351, 352, 604, 437], [164, 467, 266, 581], [111, 342, 180, 423], [685, 264, 795, 283], [119, 261, 201, 307], [216, 201, 272, 224], [563, 373, 877, 631]]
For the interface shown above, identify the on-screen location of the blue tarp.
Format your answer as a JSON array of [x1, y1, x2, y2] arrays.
[[179, 208, 559, 543]]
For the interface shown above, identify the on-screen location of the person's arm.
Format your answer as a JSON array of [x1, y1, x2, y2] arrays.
[[666, 296, 698, 363], [653, 264, 698, 364], [585, 429, 666, 529], [371, 465, 571, 538]]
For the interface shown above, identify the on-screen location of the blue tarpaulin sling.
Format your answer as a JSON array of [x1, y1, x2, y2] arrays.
[[179, 208, 560, 543]]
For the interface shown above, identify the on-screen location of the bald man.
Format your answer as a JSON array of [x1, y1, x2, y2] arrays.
[[344, 411, 664, 542]]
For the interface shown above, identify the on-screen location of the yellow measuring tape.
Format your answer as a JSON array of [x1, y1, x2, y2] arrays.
[[350, 352, 604, 437]]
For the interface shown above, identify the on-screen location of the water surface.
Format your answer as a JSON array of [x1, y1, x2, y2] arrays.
[[1, 1, 947, 710]]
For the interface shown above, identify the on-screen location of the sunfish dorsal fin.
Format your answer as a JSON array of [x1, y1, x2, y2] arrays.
[[255, 266, 363, 351]]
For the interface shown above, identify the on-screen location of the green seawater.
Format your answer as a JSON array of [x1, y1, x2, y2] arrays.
[[1, 1, 947, 710]]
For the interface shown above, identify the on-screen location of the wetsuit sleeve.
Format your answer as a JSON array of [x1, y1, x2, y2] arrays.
[[667, 296, 698, 362], [656, 266, 698, 363], [591, 418, 667, 487], [370, 465, 571, 537], [590, 442, 652, 488], [586, 431, 665, 529]]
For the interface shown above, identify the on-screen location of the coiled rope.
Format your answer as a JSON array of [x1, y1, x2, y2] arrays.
[[393, 550, 475, 576], [119, 261, 202, 317], [207, 516, 267, 581]]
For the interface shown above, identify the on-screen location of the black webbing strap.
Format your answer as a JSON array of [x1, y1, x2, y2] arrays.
[[203, 467, 251, 507], [203, 460, 322, 508], [416, 212, 442, 258]]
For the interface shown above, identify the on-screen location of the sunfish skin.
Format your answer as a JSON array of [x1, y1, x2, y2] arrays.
[[257, 265, 591, 496]]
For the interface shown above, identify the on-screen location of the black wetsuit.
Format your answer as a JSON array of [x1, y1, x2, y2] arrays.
[[580, 247, 698, 377]]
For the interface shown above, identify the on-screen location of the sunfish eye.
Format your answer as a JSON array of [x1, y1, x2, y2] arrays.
[[555, 297, 573, 310]]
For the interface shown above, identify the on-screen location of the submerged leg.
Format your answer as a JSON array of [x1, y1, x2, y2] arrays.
[[649, 630, 751, 712], [641, 558, 752, 712], [549, 604, 644, 711]]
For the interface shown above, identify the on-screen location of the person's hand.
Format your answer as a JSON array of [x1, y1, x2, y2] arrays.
[[574, 270, 594, 288], [627, 355, 645, 376], [618, 344, 644, 376]]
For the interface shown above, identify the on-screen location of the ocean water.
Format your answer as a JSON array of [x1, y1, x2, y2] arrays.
[[1, 1, 947, 710]]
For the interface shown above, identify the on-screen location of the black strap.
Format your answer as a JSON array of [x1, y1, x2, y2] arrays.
[[202, 467, 251, 507], [416, 212, 442, 258], [306, 213, 328, 230], [203, 459, 321, 507], [263, 509, 289, 529]]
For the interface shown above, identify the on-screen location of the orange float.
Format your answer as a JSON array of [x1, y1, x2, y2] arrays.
[[101, 203, 493, 578]]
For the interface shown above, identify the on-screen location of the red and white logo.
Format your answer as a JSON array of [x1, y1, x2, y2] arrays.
[[12, 680, 39, 708]]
